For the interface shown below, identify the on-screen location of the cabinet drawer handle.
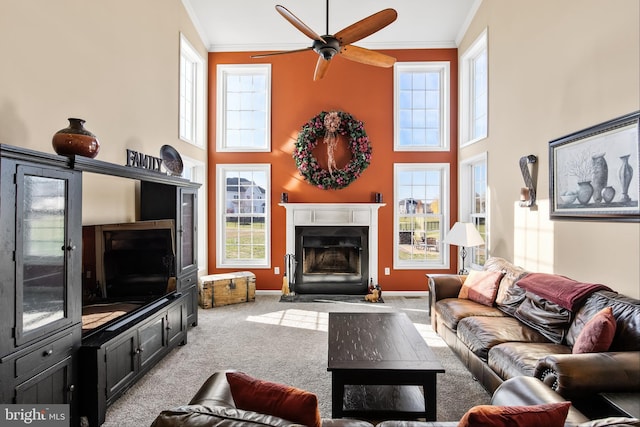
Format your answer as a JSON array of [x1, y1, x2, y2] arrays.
[[68, 385, 75, 392], [43, 349, 53, 357]]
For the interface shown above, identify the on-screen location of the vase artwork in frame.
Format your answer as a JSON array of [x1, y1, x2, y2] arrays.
[[549, 111, 639, 222]]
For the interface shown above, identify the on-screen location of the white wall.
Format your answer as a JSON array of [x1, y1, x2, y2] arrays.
[[0, 0, 208, 225], [459, 0, 640, 297]]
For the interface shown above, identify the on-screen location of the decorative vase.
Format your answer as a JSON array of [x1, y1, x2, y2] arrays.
[[618, 154, 633, 203], [52, 118, 100, 158], [601, 186, 616, 204], [576, 181, 594, 205], [591, 153, 608, 203]]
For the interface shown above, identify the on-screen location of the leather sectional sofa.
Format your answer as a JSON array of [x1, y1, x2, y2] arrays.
[[428, 257, 640, 417], [151, 370, 638, 427]]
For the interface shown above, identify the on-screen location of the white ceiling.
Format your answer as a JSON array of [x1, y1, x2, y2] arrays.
[[182, 0, 481, 52]]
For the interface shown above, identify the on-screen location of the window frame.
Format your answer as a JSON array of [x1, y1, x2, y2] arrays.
[[459, 152, 488, 270], [179, 33, 206, 148], [216, 64, 272, 152], [393, 163, 450, 270], [393, 61, 450, 152], [460, 29, 488, 148], [216, 164, 271, 269]]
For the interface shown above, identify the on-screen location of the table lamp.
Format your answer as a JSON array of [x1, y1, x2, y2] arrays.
[[443, 222, 484, 274]]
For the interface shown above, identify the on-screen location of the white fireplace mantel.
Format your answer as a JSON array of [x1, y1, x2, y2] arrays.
[[279, 203, 385, 283]]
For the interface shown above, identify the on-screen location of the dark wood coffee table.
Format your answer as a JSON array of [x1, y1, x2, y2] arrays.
[[327, 312, 445, 421]]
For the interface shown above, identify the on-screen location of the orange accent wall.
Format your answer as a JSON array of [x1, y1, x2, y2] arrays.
[[208, 48, 459, 292]]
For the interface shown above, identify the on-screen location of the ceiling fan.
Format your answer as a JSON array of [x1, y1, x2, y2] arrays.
[[252, 1, 398, 81]]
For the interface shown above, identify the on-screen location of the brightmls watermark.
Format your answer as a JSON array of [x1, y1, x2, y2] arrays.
[[0, 405, 69, 426]]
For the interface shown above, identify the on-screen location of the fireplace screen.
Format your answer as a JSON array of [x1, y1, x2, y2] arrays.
[[294, 226, 368, 294]]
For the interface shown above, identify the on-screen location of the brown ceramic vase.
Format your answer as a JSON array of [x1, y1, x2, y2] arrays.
[[52, 118, 100, 158]]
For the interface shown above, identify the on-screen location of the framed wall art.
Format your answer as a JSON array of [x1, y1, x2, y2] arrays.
[[549, 111, 639, 222]]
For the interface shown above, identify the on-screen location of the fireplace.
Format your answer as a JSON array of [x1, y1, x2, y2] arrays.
[[280, 203, 384, 295], [295, 226, 368, 294]]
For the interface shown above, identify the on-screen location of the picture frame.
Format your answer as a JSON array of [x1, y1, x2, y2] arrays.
[[549, 111, 639, 222]]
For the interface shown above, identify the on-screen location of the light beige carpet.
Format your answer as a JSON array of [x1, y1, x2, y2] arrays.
[[102, 295, 490, 426]]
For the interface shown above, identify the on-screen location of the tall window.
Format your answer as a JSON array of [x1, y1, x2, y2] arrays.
[[460, 30, 488, 146], [217, 64, 271, 152], [394, 163, 450, 269], [179, 34, 205, 147], [460, 153, 488, 269], [394, 62, 450, 151], [216, 164, 270, 268]]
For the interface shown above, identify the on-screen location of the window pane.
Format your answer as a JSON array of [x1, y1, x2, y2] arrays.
[[395, 63, 448, 151], [220, 166, 269, 266], [218, 65, 270, 151], [395, 164, 447, 268]]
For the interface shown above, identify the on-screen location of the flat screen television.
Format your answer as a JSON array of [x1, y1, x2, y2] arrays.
[[81, 219, 176, 335], [94, 219, 176, 298]]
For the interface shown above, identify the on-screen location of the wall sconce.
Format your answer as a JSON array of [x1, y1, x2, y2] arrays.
[[519, 155, 537, 207]]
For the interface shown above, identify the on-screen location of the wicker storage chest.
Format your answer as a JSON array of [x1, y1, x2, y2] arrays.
[[198, 271, 256, 308]]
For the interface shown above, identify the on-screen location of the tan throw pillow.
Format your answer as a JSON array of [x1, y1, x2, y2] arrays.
[[572, 306, 617, 354], [226, 371, 322, 427], [458, 270, 504, 306], [458, 402, 571, 427]]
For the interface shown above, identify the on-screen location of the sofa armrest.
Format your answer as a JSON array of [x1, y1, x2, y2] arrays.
[[427, 274, 465, 302], [534, 352, 640, 398], [427, 274, 465, 324], [491, 376, 589, 425], [188, 370, 237, 410]]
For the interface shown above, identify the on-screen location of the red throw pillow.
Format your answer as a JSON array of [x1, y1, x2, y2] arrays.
[[458, 402, 571, 427], [226, 371, 321, 427], [572, 306, 617, 354], [458, 270, 504, 306]]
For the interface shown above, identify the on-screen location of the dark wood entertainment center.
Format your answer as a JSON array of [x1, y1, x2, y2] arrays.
[[0, 144, 200, 426]]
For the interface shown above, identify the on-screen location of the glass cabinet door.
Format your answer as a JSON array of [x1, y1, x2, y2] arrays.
[[179, 189, 196, 272], [15, 166, 78, 345]]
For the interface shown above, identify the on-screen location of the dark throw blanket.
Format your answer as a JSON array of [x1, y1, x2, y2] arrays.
[[516, 273, 612, 311]]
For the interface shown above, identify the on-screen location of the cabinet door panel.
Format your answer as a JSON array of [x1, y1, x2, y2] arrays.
[[167, 301, 186, 346], [15, 356, 73, 405], [138, 316, 166, 370], [104, 333, 137, 398], [179, 190, 196, 272], [14, 165, 80, 347]]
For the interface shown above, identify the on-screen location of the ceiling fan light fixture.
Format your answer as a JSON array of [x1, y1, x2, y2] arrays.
[[312, 37, 340, 60]]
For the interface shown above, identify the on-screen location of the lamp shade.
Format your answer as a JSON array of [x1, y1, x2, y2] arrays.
[[443, 222, 484, 247]]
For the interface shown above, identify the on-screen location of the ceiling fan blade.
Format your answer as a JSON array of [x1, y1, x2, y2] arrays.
[[334, 8, 397, 46], [275, 5, 326, 43], [339, 45, 396, 67], [251, 47, 313, 58], [313, 56, 332, 81]]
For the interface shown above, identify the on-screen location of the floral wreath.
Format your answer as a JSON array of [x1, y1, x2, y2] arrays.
[[293, 111, 372, 190]]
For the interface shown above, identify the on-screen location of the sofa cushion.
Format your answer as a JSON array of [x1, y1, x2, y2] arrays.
[[514, 292, 572, 344], [483, 257, 529, 306], [458, 401, 571, 427], [458, 270, 504, 306], [572, 306, 616, 354], [151, 405, 298, 427], [488, 342, 571, 381], [435, 298, 507, 330], [226, 372, 321, 427], [457, 316, 550, 361], [566, 291, 640, 352]]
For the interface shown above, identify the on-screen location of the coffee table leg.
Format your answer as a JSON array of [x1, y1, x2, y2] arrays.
[[331, 373, 345, 418], [423, 374, 437, 421]]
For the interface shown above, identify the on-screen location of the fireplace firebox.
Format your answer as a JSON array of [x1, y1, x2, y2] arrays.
[[294, 226, 368, 294]]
